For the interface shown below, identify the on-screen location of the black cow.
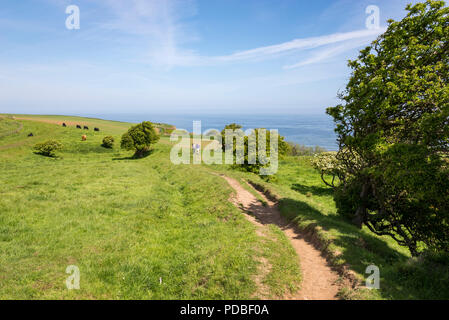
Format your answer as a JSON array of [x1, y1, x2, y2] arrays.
[[94, 127, 100, 132], [62, 123, 67, 127], [28, 133, 34, 137], [76, 125, 82, 129], [84, 126, 89, 130]]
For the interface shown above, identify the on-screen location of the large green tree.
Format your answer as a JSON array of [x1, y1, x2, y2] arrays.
[[326, 0, 449, 256], [121, 121, 160, 158], [222, 124, 290, 175]]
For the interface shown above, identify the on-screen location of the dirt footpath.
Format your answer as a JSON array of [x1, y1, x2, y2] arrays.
[[221, 174, 341, 300]]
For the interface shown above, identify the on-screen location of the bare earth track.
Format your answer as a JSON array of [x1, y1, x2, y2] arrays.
[[221, 174, 341, 300]]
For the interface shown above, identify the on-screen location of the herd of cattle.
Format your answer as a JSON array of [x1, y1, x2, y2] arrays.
[[62, 123, 100, 131], [28, 122, 100, 139]]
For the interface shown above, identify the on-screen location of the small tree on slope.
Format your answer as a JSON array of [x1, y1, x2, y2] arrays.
[[121, 121, 160, 158]]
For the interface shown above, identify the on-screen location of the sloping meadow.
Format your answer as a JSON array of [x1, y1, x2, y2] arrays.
[[0, 115, 300, 299]]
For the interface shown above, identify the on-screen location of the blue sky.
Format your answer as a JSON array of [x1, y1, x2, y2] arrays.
[[0, 0, 418, 115]]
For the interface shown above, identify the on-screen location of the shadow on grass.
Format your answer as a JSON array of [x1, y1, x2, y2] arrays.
[[291, 183, 333, 196], [63, 143, 117, 155], [277, 197, 429, 299], [112, 149, 154, 160], [33, 152, 61, 159]]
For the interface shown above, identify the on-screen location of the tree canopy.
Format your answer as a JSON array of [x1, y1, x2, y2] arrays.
[[222, 124, 290, 176], [326, 0, 449, 256], [121, 121, 160, 158]]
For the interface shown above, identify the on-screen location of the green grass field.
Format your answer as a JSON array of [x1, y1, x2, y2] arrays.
[[1, 114, 448, 300], [0, 114, 300, 299]]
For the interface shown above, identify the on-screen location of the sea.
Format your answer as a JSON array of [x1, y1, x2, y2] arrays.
[[86, 113, 338, 151]]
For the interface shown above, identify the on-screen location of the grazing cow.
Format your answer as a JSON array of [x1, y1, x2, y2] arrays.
[[62, 123, 67, 127], [82, 135, 87, 141], [84, 126, 89, 130], [28, 133, 34, 137], [76, 125, 82, 129], [94, 127, 100, 132]]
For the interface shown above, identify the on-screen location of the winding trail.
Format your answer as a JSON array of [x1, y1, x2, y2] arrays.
[[220, 174, 341, 300]]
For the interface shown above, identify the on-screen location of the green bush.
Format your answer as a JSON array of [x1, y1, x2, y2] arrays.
[[164, 127, 175, 136], [121, 121, 160, 158], [288, 143, 326, 156], [33, 140, 63, 157], [222, 124, 290, 176], [102, 136, 115, 148]]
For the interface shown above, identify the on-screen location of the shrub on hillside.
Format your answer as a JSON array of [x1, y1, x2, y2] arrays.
[[102, 136, 115, 148], [164, 127, 175, 136], [221, 123, 243, 152], [121, 121, 160, 158], [33, 140, 63, 157], [288, 143, 327, 156], [311, 152, 339, 186], [222, 124, 290, 176]]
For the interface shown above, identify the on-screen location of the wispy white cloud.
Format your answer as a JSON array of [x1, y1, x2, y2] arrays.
[[134, 27, 386, 68], [95, 0, 198, 69], [72, 0, 386, 69], [282, 30, 386, 69], [283, 45, 349, 69], [149, 28, 385, 68], [86, 0, 386, 69], [213, 28, 385, 64]]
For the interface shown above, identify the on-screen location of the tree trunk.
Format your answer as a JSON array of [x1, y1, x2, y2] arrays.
[[353, 182, 369, 229], [134, 148, 146, 158], [353, 207, 364, 229]]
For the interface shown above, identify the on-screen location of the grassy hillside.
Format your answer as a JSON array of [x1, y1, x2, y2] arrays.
[[1, 114, 447, 300], [0, 114, 300, 299]]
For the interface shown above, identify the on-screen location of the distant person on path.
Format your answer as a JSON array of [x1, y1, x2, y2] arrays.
[[192, 143, 200, 155]]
